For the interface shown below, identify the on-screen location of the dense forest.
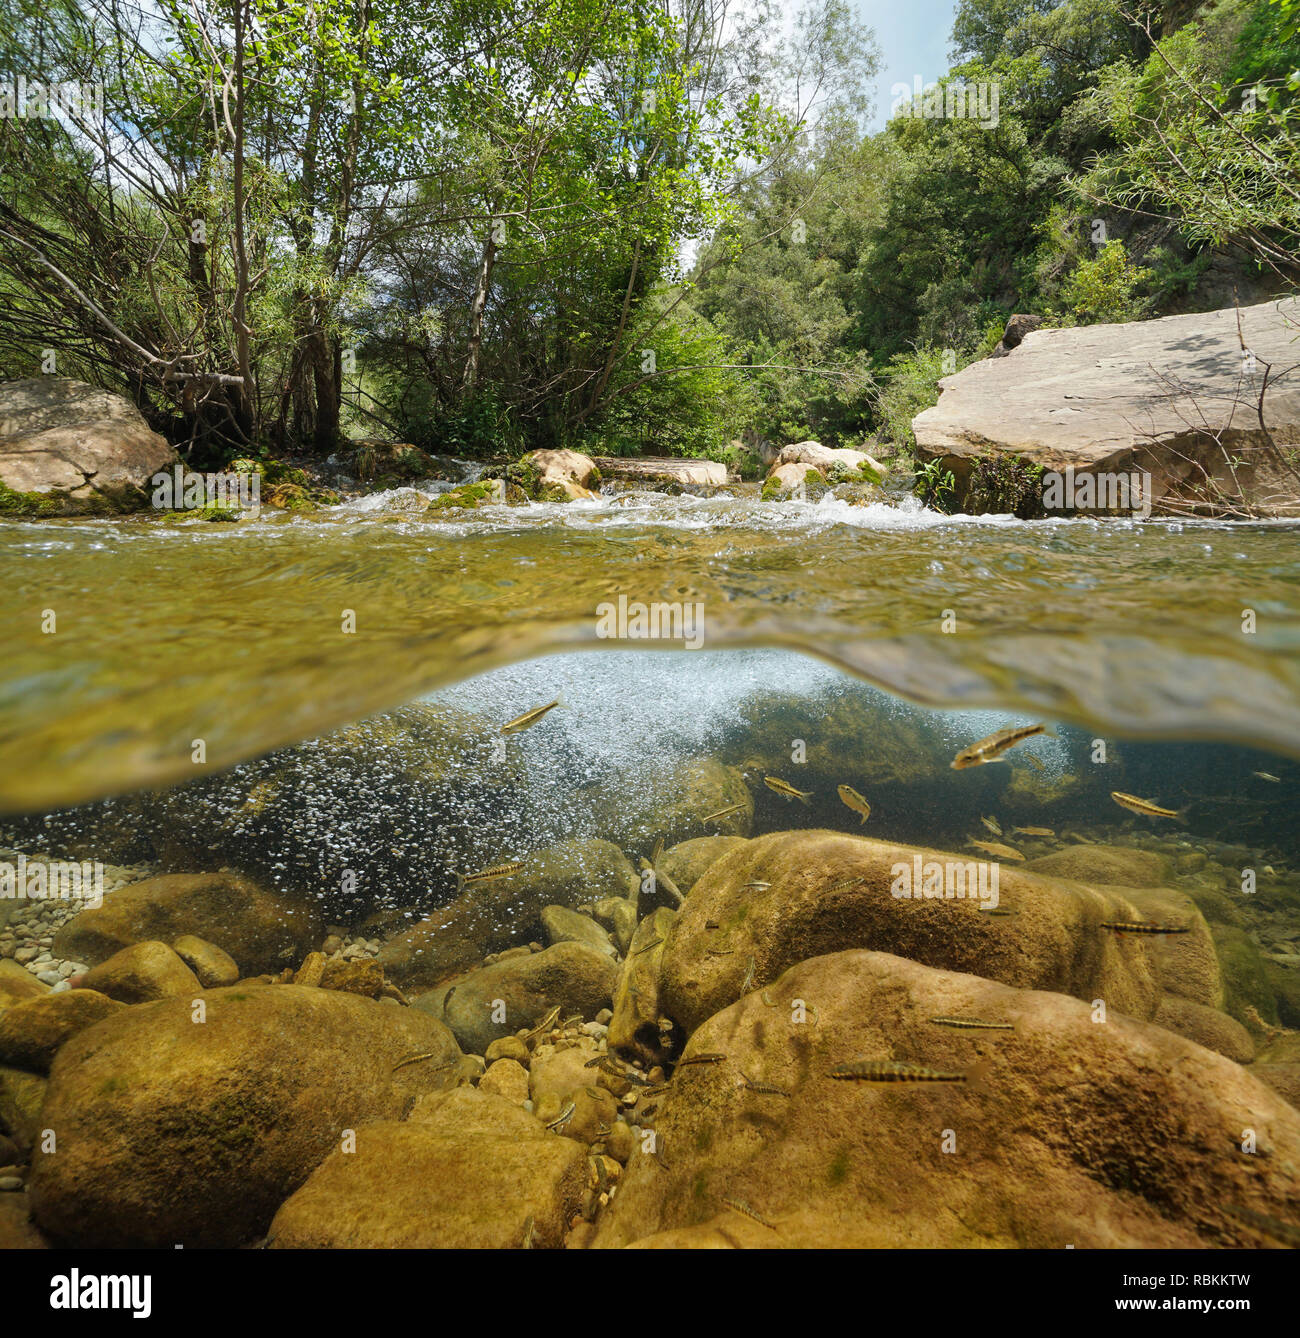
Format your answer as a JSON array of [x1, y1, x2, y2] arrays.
[[1, 0, 1296, 471]]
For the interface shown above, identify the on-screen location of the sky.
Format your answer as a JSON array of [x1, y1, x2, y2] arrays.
[[859, 0, 961, 130]]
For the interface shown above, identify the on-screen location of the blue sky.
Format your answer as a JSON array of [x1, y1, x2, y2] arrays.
[[859, 0, 961, 129]]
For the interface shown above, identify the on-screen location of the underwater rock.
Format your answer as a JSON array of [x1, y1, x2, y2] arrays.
[[657, 830, 1167, 1036], [0, 1066, 46, 1150], [1024, 844, 1171, 887], [1153, 994, 1254, 1063], [318, 958, 385, 998], [29, 984, 462, 1247], [608, 907, 677, 1065], [0, 989, 124, 1073], [0, 1194, 47, 1248], [480, 1057, 531, 1104], [54, 871, 323, 977], [1120, 886, 1222, 1009], [171, 934, 240, 988], [439, 944, 619, 1055], [1253, 1064, 1300, 1110], [657, 836, 749, 893], [378, 839, 637, 989], [81, 941, 200, 1004], [541, 905, 617, 957], [0, 960, 48, 1011], [585, 759, 751, 852], [529, 1038, 601, 1107], [591, 950, 1300, 1249], [1212, 926, 1280, 1028], [267, 1112, 586, 1249]]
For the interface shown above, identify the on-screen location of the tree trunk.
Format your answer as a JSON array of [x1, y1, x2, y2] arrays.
[[462, 224, 497, 391]]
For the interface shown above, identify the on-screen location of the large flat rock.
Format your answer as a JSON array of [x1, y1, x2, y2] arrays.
[[913, 298, 1300, 516], [593, 456, 728, 486], [0, 377, 177, 507]]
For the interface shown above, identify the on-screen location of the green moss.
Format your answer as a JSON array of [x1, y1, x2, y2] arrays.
[[196, 504, 239, 522], [0, 479, 71, 517], [693, 1126, 713, 1152], [99, 1076, 128, 1097], [429, 480, 496, 510], [760, 476, 783, 502], [505, 454, 543, 498], [588, 465, 602, 484]]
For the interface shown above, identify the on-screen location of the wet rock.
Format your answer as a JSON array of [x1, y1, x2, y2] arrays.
[[609, 908, 677, 1065], [268, 1114, 586, 1248], [1213, 926, 1280, 1028], [0, 1194, 47, 1248], [1024, 844, 1171, 887], [440, 944, 619, 1055], [1153, 994, 1254, 1063], [171, 934, 240, 988], [513, 448, 600, 502], [319, 959, 385, 998], [0, 990, 124, 1073], [592, 951, 1300, 1248], [659, 830, 1167, 1036], [0, 1066, 45, 1150], [611, 901, 638, 955], [0, 960, 48, 1012], [54, 872, 322, 977], [82, 941, 201, 1004], [293, 951, 328, 988], [769, 440, 886, 482], [29, 985, 462, 1247], [1253, 1064, 1300, 1110], [485, 1036, 530, 1065], [658, 837, 749, 893], [379, 839, 638, 989], [541, 906, 616, 957], [480, 1058, 531, 1104], [530, 1040, 602, 1107], [1119, 886, 1222, 1009]]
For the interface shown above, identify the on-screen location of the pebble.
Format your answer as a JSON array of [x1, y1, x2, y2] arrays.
[[595, 1009, 613, 1025], [13, 946, 37, 964], [0, 1177, 22, 1192], [36, 970, 61, 985]]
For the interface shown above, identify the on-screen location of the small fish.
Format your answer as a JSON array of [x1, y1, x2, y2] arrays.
[[978, 906, 1018, 917], [1101, 920, 1190, 936], [456, 860, 524, 894], [830, 1058, 992, 1088], [677, 1052, 726, 1067], [743, 880, 772, 890], [640, 1103, 658, 1118], [705, 920, 721, 930], [951, 724, 1049, 769], [522, 1004, 562, 1041], [584, 1054, 607, 1068], [521, 1215, 536, 1249], [740, 1070, 791, 1096], [837, 785, 871, 824], [740, 956, 756, 992], [980, 814, 1003, 836], [1012, 826, 1054, 837], [1110, 791, 1179, 819], [391, 1052, 457, 1074], [705, 947, 735, 957], [651, 836, 664, 864], [1023, 754, 1047, 772], [633, 936, 664, 956], [968, 839, 1025, 861], [763, 776, 813, 805], [1223, 1204, 1300, 1247], [1253, 771, 1281, 783], [546, 1100, 576, 1130], [703, 803, 747, 824], [501, 695, 564, 734], [760, 990, 779, 1006], [722, 1197, 778, 1229], [928, 1016, 1015, 1031]]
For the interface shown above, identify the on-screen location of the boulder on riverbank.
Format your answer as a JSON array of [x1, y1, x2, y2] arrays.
[[912, 297, 1300, 518], [0, 378, 177, 514]]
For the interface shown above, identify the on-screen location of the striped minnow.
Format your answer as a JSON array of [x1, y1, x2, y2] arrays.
[[830, 1058, 991, 1087], [1110, 791, 1179, 819], [1102, 920, 1190, 935], [763, 776, 813, 805], [703, 802, 747, 823], [951, 723, 1049, 769], [928, 1016, 1015, 1031], [501, 695, 564, 734], [455, 860, 524, 894]]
